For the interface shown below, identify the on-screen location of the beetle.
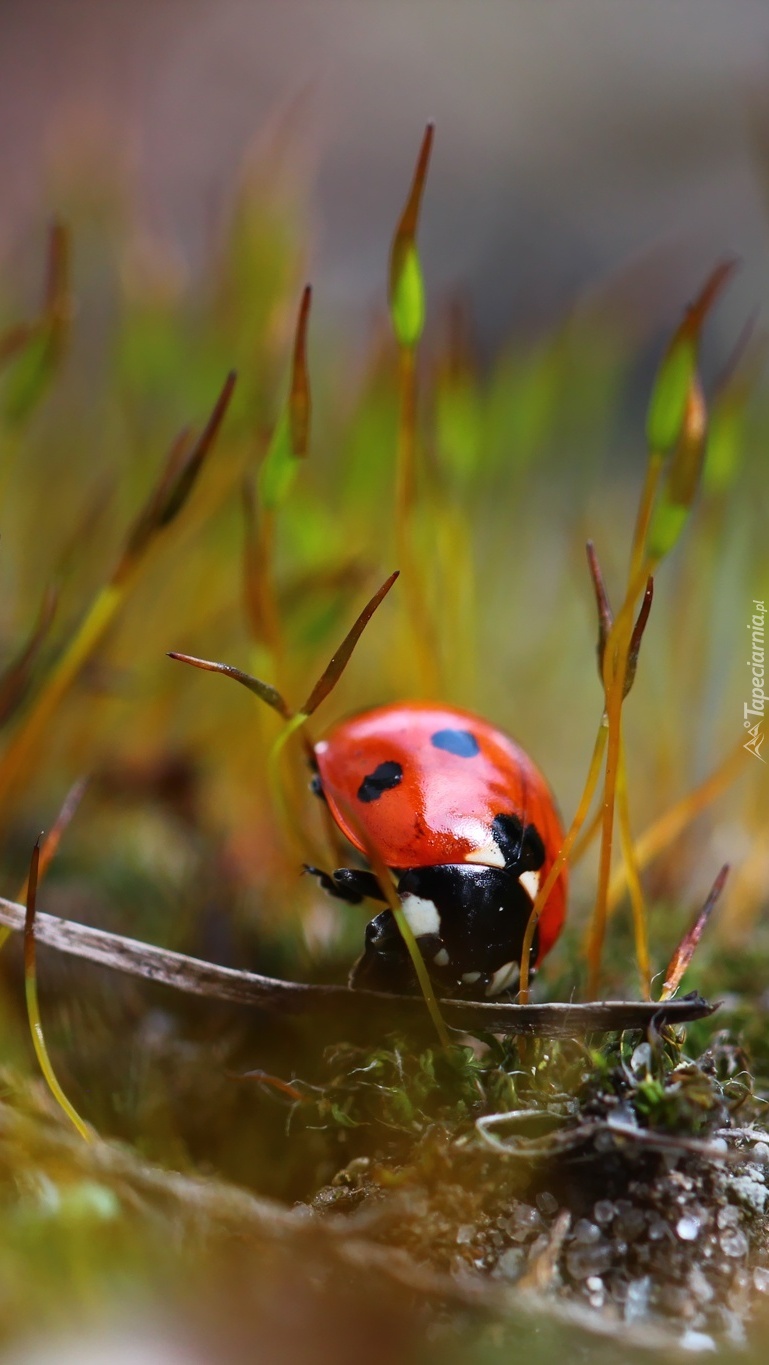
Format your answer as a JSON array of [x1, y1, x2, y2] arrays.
[[305, 701, 566, 997]]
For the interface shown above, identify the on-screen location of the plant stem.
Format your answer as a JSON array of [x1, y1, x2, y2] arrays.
[[335, 792, 450, 1047], [251, 503, 287, 688], [395, 346, 418, 527], [518, 716, 608, 1003], [390, 902, 451, 1049], [568, 806, 602, 864], [606, 736, 747, 914], [24, 844, 92, 1142], [394, 345, 440, 695], [587, 555, 656, 997], [629, 452, 664, 582], [616, 734, 651, 997], [267, 712, 312, 857], [0, 582, 123, 815]]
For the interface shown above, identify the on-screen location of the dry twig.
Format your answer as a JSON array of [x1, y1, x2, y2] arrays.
[[0, 896, 716, 1039]]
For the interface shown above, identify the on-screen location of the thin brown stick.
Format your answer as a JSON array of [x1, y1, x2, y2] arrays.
[[0, 896, 715, 1038]]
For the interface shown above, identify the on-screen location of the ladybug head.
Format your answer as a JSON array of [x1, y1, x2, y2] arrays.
[[394, 863, 540, 996]]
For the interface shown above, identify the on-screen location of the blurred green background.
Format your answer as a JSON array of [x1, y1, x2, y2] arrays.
[[0, 3, 767, 1361]]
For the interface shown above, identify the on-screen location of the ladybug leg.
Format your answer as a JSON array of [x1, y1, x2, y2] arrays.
[[303, 865, 386, 905]]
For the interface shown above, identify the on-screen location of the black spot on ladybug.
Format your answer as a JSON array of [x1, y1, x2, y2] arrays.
[[430, 728, 480, 758], [491, 814, 545, 871], [519, 823, 546, 871], [490, 813, 524, 865], [357, 760, 403, 803]]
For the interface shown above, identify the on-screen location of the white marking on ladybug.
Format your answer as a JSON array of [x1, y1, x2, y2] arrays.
[[433, 948, 450, 967], [462, 971, 481, 985], [464, 824, 505, 868], [399, 893, 441, 939], [486, 961, 520, 996], [518, 868, 541, 901], [314, 740, 328, 755]]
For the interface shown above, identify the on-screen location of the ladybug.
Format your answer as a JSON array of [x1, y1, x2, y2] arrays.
[[306, 702, 566, 998]]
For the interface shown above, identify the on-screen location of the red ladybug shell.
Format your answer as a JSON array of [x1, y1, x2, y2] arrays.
[[314, 702, 567, 962]]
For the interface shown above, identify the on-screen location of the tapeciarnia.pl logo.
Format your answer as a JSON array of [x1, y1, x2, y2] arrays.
[[744, 599, 766, 762]]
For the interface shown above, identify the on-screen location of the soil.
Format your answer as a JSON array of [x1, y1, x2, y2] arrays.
[[304, 1029, 769, 1351]]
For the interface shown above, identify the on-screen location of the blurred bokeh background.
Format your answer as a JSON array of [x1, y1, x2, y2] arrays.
[[0, 3, 767, 1359], [3, 0, 769, 344]]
